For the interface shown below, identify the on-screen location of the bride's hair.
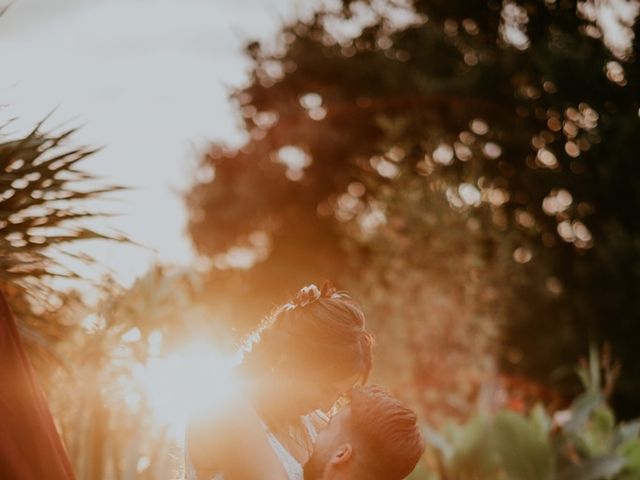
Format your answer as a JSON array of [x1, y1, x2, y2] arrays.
[[240, 281, 374, 384]]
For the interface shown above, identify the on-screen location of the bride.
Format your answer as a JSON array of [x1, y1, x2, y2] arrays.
[[185, 282, 374, 480]]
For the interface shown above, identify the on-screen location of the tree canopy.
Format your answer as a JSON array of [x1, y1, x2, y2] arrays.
[[186, 0, 640, 418]]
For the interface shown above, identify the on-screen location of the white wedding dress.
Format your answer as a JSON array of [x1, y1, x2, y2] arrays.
[[185, 414, 320, 480]]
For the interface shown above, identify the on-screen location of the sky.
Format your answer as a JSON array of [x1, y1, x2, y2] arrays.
[[0, 0, 315, 289], [1, 0, 637, 294]]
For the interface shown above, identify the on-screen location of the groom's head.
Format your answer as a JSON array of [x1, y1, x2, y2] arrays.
[[303, 385, 425, 480]]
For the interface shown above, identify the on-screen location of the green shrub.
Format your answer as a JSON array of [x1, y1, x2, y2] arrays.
[[422, 349, 640, 480]]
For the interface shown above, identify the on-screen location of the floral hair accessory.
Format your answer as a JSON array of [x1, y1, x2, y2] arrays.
[[283, 281, 338, 311], [293, 284, 322, 307], [319, 279, 337, 297]]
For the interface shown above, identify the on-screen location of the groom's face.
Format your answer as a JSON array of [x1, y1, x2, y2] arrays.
[[303, 406, 353, 480]]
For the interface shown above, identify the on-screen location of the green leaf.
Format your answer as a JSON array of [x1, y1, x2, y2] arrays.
[[421, 423, 453, 461], [493, 412, 554, 480], [448, 415, 500, 477], [556, 455, 626, 480], [578, 407, 617, 456], [530, 403, 553, 440], [611, 421, 640, 449], [564, 391, 603, 435], [618, 439, 640, 472]]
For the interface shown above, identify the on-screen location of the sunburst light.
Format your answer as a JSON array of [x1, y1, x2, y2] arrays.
[[125, 339, 241, 440]]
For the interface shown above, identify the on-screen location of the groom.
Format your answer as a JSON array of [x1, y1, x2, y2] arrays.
[[303, 385, 425, 480]]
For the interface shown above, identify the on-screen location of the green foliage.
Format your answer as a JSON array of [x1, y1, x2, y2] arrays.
[[424, 409, 553, 480], [422, 352, 640, 480], [424, 395, 640, 480]]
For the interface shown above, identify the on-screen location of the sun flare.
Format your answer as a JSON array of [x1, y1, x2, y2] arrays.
[[126, 340, 241, 440]]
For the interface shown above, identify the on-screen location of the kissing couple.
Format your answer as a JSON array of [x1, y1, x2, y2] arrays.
[[185, 282, 425, 480]]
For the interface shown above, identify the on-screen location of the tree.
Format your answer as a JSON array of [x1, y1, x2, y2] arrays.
[[186, 0, 640, 418]]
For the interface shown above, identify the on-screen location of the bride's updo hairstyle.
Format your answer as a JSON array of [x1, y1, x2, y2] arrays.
[[240, 281, 374, 385]]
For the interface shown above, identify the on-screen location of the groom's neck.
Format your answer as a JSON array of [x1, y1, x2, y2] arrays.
[[320, 469, 357, 480]]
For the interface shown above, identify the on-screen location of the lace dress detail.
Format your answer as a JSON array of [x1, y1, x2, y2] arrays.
[[185, 413, 322, 480]]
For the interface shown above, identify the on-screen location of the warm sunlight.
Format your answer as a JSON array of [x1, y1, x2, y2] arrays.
[[3, 0, 640, 478], [0, 0, 308, 289], [127, 340, 241, 440]]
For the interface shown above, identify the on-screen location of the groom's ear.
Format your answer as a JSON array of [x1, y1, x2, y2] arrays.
[[329, 443, 353, 467]]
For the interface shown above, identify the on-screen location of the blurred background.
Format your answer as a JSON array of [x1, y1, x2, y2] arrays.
[[1, 0, 639, 479]]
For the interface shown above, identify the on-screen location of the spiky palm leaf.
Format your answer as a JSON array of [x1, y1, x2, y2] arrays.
[[0, 118, 128, 286], [0, 117, 130, 374]]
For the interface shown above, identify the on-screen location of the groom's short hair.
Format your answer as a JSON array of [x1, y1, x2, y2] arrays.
[[348, 385, 424, 479]]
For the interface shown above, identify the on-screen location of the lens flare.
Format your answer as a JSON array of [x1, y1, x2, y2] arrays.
[[130, 340, 240, 439]]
